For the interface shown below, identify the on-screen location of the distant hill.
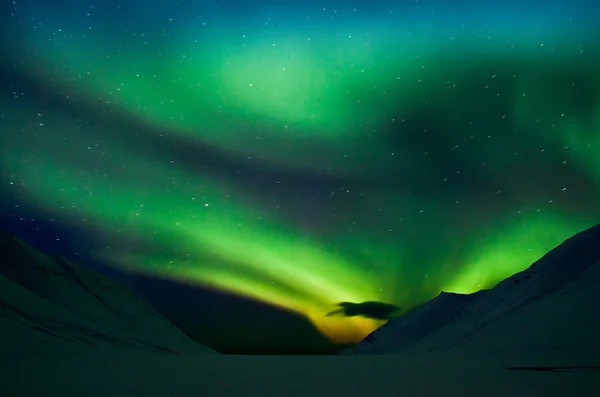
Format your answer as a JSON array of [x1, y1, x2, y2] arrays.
[[0, 231, 216, 356], [341, 224, 600, 357]]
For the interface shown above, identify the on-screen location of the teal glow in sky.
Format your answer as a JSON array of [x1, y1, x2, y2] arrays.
[[1, 0, 599, 345]]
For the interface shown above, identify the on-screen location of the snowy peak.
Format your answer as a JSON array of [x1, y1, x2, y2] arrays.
[[340, 289, 485, 354], [495, 223, 600, 298], [342, 224, 600, 356], [0, 232, 216, 356]]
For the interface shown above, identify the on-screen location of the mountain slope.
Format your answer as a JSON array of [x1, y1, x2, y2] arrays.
[[0, 232, 216, 356], [342, 224, 600, 356]]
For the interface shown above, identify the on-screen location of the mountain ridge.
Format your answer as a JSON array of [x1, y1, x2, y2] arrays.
[[341, 224, 600, 356], [0, 231, 216, 356]]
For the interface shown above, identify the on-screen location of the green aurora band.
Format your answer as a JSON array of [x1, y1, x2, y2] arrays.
[[2, 3, 600, 343]]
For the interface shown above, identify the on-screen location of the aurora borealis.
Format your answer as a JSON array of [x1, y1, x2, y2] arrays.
[[1, 0, 600, 351]]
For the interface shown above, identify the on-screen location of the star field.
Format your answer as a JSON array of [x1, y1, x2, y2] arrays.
[[1, 0, 599, 344]]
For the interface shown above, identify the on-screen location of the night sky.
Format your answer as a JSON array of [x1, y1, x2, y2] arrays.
[[1, 0, 599, 354]]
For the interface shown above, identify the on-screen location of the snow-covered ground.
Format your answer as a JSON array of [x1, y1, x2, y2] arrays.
[[1, 225, 599, 396], [2, 351, 599, 396]]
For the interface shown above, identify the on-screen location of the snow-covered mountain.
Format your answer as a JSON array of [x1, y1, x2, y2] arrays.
[[0, 232, 216, 356], [342, 224, 600, 356]]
